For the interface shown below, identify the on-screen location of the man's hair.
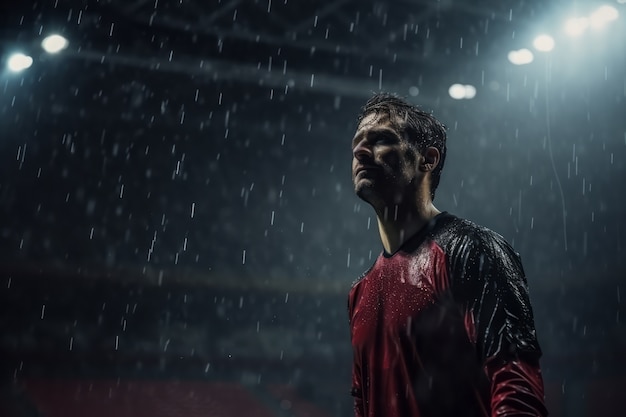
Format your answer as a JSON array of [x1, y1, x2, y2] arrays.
[[357, 92, 447, 201]]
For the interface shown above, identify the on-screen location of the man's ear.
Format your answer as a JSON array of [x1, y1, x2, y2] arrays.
[[419, 147, 440, 172]]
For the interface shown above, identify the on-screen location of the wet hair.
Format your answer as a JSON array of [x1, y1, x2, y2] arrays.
[[357, 92, 447, 201]]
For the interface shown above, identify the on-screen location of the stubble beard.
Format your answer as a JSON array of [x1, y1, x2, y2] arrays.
[[355, 178, 396, 212], [355, 174, 418, 219]]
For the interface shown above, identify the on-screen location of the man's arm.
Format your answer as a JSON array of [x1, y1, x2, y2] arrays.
[[452, 229, 548, 416], [485, 357, 546, 416]]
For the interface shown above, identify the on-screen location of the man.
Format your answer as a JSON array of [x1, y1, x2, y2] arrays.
[[348, 92, 547, 417]]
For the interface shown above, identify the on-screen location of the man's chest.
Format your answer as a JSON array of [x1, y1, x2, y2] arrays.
[[350, 242, 450, 348]]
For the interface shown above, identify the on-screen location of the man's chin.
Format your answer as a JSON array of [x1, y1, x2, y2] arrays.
[[355, 182, 380, 204]]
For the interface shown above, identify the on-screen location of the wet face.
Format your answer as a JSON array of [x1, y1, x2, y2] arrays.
[[351, 113, 422, 206]]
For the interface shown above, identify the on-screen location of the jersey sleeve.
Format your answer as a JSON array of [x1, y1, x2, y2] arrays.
[[448, 228, 548, 416]]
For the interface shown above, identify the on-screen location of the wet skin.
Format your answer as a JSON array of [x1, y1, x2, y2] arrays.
[[351, 113, 422, 207]]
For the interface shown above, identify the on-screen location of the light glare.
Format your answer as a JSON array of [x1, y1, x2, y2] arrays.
[[590, 5, 619, 29], [533, 34, 555, 52], [464, 85, 476, 99], [41, 34, 69, 53], [448, 84, 465, 100], [508, 48, 534, 65], [448, 84, 476, 100], [7, 53, 33, 72], [564, 17, 589, 37]]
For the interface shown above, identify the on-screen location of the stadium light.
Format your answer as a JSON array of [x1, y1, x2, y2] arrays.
[[41, 34, 69, 53], [589, 5, 619, 29], [448, 84, 476, 100], [7, 53, 33, 72], [464, 85, 476, 99], [508, 48, 534, 65], [533, 34, 555, 52], [564, 17, 590, 37], [448, 84, 465, 100]]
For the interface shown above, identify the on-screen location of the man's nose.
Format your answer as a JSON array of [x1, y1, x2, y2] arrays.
[[353, 140, 372, 161]]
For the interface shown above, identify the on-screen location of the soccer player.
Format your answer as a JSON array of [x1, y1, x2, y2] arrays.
[[348, 92, 547, 417]]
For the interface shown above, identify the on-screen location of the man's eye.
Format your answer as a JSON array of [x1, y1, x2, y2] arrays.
[[375, 135, 394, 145]]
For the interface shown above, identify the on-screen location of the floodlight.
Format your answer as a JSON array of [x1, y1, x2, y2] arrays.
[[7, 53, 33, 72], [464, 85, 476, 99], [533, 35, 555, 52], [448, 84, 466, 99], [508, 48, 534, 65], [41, 34, 69, 53], [448, 84, 476, 99], [590, 5, 619, 29], [564, 17, 589, 37]]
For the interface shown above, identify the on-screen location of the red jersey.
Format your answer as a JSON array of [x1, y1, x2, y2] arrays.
[[348, 212, 547, 417]]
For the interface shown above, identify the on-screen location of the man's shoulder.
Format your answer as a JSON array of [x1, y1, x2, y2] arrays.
[[433, 213, 514, 254], [351, 268, 369, 288], [436, 212, 492, 233], [435, 215, 526, 292], [350, 256, 379, 288]]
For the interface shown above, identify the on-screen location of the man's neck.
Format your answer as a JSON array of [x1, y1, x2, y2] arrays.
[[376, 201, 441, 255]]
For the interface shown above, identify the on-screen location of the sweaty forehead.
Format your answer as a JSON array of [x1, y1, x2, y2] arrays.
[[356, 112, 403, 137]]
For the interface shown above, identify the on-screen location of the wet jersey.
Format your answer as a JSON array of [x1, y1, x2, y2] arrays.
[[348, 212, 547, 417]]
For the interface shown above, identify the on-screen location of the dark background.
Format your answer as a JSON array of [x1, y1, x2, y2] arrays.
[[0, 1, 625, 416]]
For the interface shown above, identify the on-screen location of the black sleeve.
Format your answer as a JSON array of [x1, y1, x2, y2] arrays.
[[447, 228, 542, 362], [447, 228, 547, 416]]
